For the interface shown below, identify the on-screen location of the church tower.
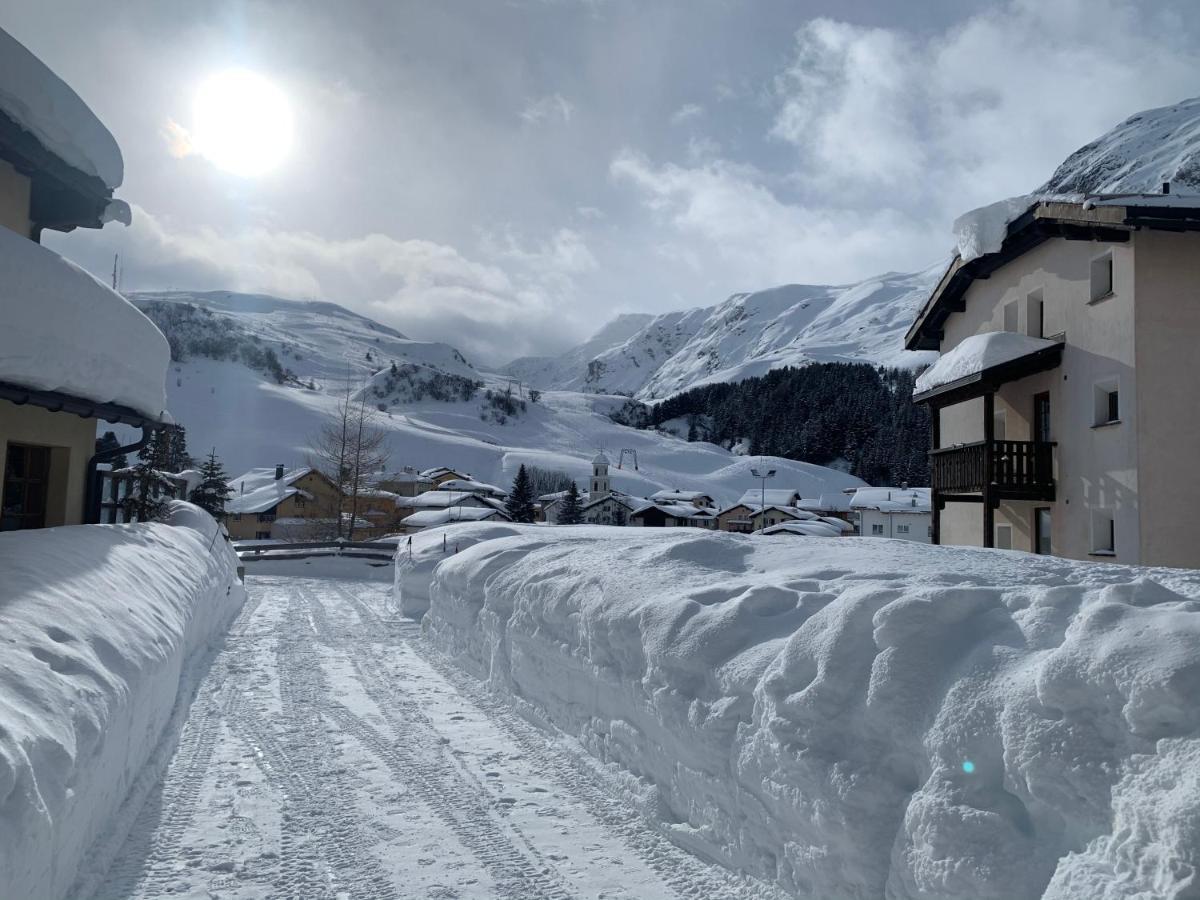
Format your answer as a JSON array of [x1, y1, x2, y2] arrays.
[[590, 452, 611, 499]]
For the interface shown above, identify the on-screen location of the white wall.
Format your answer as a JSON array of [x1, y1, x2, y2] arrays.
[[857, 510, 932, 542]]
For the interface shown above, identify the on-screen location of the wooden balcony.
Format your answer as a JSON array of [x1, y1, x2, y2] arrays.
[[930, 440, 1055, 501]]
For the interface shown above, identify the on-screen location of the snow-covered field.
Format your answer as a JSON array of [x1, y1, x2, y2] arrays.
[[0, 504, 244, 900], [412, 525, 1200, 899]]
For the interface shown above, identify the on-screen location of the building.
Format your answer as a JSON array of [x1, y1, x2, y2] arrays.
[[628, 502, 717, 528], [758, 520, 845, 538], [374, 467, 434, 497], [849, 486, 932, 542], [581, 492, 643, 526], [225, 465, 341, 540], [734, 487, 803, 510], [0, 29, 170, 531], [796, 493, 854, 524], [419, 466, 470, 487], [907, 195, 1200, 566], [650, 489, 717, 509], [437, 478, 507, 499], [399, 505, 510, 532]]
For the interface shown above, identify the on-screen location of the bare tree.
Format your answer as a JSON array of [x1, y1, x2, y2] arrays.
[[345, 396, 389, 540], [308, 383, 355, 538]]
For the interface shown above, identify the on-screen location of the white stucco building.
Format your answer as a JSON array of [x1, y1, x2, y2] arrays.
[[849, 486, 932, 543]]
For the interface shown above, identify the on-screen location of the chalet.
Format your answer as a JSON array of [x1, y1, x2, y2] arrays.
[[650, 489, 717, 509], [419, 466, 470, 487], [0, 29, 170, 531], [907, 194, 1200, 566], [717, 504, 808, 533], [796, 493, 853, 523], [581, 492, 644, 526], [406, 490, 493, 511], [225, 466, 340, 540], [374, 467, 434, 497], [849, 486, 932, 542], [628, 502, 717, 528]]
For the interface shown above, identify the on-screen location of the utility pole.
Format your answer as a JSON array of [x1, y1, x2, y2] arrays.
[[111, 253, 119, 291]]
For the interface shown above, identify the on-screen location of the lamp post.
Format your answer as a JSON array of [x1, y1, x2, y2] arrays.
[[750, 464, 776, 531]]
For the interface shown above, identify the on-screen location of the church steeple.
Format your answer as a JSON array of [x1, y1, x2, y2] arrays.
[[590, 451, 611, 499]]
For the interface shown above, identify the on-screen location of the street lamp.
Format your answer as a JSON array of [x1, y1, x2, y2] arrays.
[[750, 463, 776, 531]]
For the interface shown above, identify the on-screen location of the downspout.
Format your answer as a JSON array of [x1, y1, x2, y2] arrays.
[[84, 425, 153, 524]]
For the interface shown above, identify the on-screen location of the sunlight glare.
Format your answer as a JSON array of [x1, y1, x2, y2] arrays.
[[193, 69, 293, 177]]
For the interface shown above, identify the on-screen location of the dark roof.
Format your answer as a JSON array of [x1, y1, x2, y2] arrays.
[[0, 378, 159, 428], [906, 198, 1200, 351], [912, 341, 1065, 407], [0, 110, 115, 233]]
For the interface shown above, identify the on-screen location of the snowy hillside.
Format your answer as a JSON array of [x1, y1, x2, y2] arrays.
[[133, 292, 862, 507], [1040, 97, 1200, 195], [505, 312, 656, 392], [505, 267, 941, 400]]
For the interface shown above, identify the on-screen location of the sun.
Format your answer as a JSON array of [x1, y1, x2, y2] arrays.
[[193, 69, 293, 177]]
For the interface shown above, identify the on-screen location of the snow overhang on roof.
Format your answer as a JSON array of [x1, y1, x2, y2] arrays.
[[0, 226, 169, 423], [913, 332, 1064, 406], [905, 196, 1200, 351], [0, 28, 128, 232]]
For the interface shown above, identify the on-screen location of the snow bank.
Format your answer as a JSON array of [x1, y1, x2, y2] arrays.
[[0, 503, 244, 900], [915, 331, 1059, 394], [0, 225, 169, 420], [0, 27, 124, 188], [420, 526, 1200, 899], [393, 522, 528, 619]]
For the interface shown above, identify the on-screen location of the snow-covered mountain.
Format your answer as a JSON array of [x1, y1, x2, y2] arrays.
[[505, 312, 656, 392], [503, 266, 942, 400], [1039, 97, 1200, 195], [125, 291, 863, 507]]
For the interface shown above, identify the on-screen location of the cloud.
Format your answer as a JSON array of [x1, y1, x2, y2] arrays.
[[519, 92, 575, 125], [670, 103, 704, 125], [160, 119, 195, 159], [62, 206, 584, 366], [614, 0, 1200, 289], [770, 0, 1200, 208]]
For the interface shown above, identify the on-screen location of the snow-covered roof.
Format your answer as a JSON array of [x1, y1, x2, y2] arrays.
[[582, 492, 645, 513], [227, 467, 314, 514], [758, 520, 843, 538], [796, 494, 851, 513], [915, 332, 1060, 395], [408, 490, 484, 509], [401, 507, 508, 528], [650, 489, 713, 504], [735, 488, 800, 508], [0, 27, 124, 189], [634, 503, 715, 520], [850, 487, 932, 514], [592, 452, 610, 466], [438, 478, 506, 496], [420, 466, 467, 479], [0, 226, 169, 421]]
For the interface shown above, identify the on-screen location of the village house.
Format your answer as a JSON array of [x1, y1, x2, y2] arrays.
[[628, 502, 717, 528], [649, 489, 717, 509], [437, 477, 507, 499], [225, 465, 341, 540], [907, 194, 1200, 566], [374, 467, 434, 497], [0, 40, 171, 531], [399, 505, 511, 533], [849, 486, 933, 542], [420, 466, 471, 487]]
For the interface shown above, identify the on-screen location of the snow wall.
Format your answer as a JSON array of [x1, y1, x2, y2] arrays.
[[0, 503, 245, 900], [407, 524, 1200, 900]]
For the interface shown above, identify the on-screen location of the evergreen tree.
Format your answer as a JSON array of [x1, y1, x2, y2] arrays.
[[123, 429, 173, 522], [558, 481, 584, 525], [140, 424, 192, 472], [189, 448, 234, 520], [505, 464, 537, 523], [95, 431, 128, 469]]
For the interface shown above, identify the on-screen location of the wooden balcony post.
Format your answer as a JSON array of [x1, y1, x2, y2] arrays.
[[931, 406, 941, 544]]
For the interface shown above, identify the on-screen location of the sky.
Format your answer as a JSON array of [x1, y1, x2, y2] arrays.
[[6, 0, 1200, 366]]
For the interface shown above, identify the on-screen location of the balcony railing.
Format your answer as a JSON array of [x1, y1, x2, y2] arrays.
[[930, 440, 1055, 499]]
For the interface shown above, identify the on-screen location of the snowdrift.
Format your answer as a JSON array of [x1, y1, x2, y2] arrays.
[[0, 504, 245, 900], [415, 526, 1200, 899]]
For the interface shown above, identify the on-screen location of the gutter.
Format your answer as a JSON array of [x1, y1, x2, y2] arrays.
[[83, 425, 154, 524]]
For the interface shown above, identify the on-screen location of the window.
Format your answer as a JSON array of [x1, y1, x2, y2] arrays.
[[871, 523, 885, 535], [258, 512, 276, 522], [1090, 252, 1114, 301], [1093, 379, 1120, 426], [255, 530, 271, 540], [1033, 392, 1051, 443], [896, 524, 910, 534], [1026, 289, 1044, 338], [233, 513, 242, 521], [995, 523, 1013, 550], [1091, 509, 1115, 555], [1003, 300, 1019, 332], [1034, 508, 1052, 555]]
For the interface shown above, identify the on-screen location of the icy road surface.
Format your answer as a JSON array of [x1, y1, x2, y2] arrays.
[[89, 574, 784, 900]]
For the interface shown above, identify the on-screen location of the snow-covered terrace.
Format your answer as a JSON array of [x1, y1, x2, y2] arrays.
[[0, 225, 169, 424]]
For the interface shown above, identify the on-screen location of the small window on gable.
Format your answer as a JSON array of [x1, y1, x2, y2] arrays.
[[896, 524, 910, 534], [1026, 289, 1044, 338], [1093, 378, 1120, 425], [871, 523, 884, 535], [1090, 252, 1114, 302], [1003, 300, 1019, 333]]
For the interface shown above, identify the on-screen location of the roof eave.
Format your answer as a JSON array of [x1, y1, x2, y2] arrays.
[[0, 378, 162, 427], [913, 341, 1065, 406]]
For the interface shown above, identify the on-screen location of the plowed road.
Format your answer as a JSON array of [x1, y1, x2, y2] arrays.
[[86, 573, 784, 900]]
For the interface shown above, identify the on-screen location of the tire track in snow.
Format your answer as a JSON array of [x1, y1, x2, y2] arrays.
[[298, 582, 577, 900], [331, 581, 789, 900]]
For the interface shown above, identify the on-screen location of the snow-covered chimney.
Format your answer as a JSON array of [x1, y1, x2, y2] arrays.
[[275, 464, 285, 480]]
